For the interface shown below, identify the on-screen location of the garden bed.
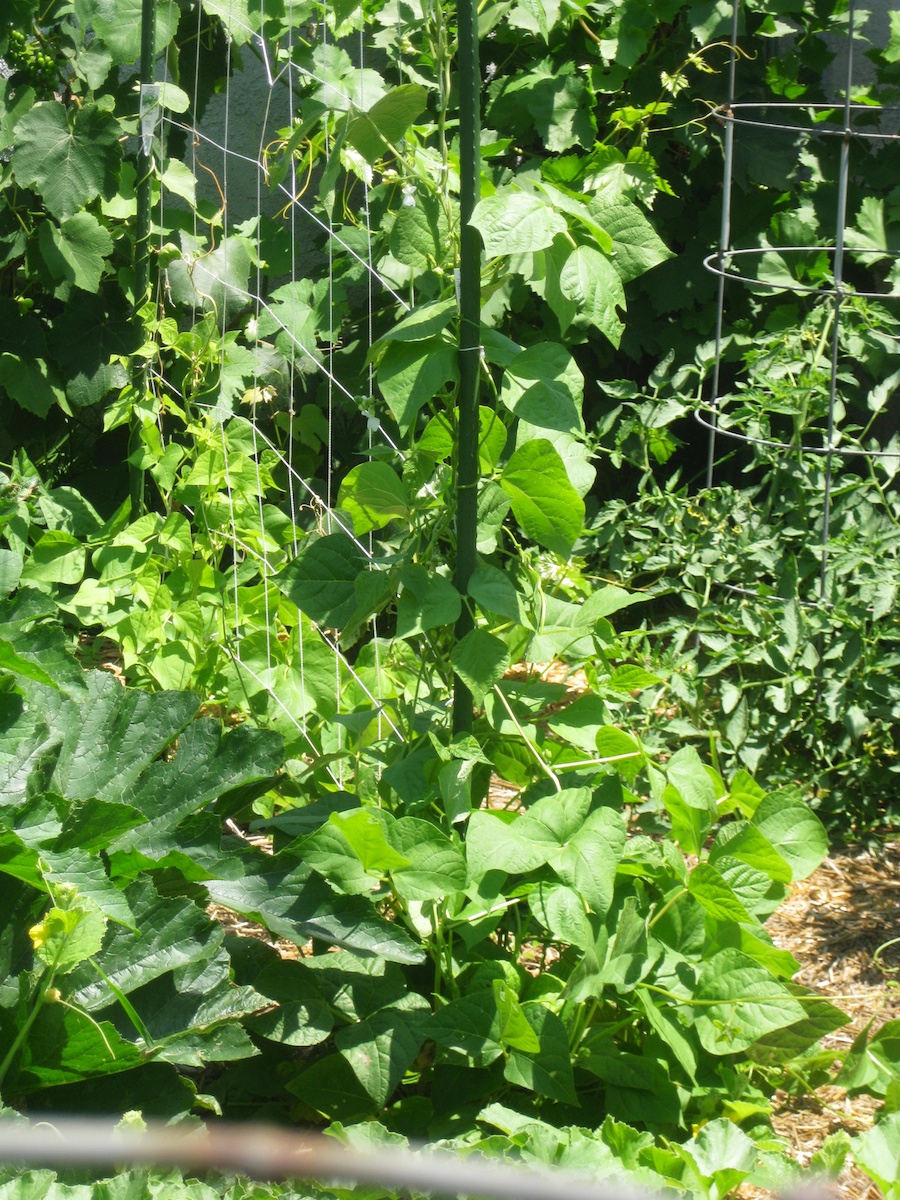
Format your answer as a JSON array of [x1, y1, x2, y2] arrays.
[[747, 842, 900, 1198]]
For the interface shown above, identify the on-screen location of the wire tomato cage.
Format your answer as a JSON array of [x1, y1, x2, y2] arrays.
[[698, 0, 900, 613]]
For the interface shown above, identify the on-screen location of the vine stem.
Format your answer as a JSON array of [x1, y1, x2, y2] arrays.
[[53, 996, 115, 1059], [648, 888, 688, 929], [874, 936, 900, 974], [638, 981, 863, 1006], [783, 1064, 847, 1118], [492, 683, 562, 791], [0, 963, 55, 1092], [90, 957, 153, 1046]]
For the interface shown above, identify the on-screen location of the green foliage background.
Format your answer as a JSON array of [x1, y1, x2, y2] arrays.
[[2, 0, 900, 1193]]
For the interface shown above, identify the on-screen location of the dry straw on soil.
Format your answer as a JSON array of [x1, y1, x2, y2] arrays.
[[744, 841, 900, 1199]]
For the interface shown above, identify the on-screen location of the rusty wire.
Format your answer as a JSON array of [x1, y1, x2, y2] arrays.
[[0, 1117, 834, 1200]]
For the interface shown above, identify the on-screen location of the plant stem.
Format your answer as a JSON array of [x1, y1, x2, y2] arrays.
[[0, 965, 54, 1093], [648, 888, 688, 929], [708, 729, 720, 776], [90, 958, 153, 1046], [492, 683, 562, 791]]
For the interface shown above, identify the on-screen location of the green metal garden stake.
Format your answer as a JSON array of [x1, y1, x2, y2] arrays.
[[452, 0, 481, 734]]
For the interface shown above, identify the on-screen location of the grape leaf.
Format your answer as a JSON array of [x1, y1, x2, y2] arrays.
[[13, 103, 121, 221]]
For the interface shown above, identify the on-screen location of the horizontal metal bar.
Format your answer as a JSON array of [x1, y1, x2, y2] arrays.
[[0, 1118, 829, 1200], [0, 1117, 836, 1200], [0, 1118, 649, 1200]]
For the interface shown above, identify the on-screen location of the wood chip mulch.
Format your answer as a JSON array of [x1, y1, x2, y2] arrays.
[[739, 842, 900, 1199]]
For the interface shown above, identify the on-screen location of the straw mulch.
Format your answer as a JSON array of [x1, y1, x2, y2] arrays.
[[741, 841, 900, 1199]]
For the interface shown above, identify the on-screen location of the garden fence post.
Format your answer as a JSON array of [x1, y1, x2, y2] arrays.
[[452, 0, 482, 734], [704, 2, 739, 491]]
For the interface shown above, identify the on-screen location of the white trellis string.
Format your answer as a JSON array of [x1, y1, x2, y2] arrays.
[[219, 645, 344, 787], [178, 500, 406, 743], [160, 117, 412, 312], [146, 4, 420, 790], [319, 0, 344, 782]]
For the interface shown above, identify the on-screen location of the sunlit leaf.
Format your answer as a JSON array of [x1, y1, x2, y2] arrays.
[[500, 438, 584, 556]]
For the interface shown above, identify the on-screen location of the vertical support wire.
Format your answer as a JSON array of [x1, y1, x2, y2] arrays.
[[283, 18, 307, 731], [452, 0, 481, 734], [218, 26, 242, 654], [132, 0, 157, 517], [359, 19, 384, 748], [249, 0, 273, 674], [820, 0, 856, 604], [320, 0, 343, 784], [704, 1, 740, 490]]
